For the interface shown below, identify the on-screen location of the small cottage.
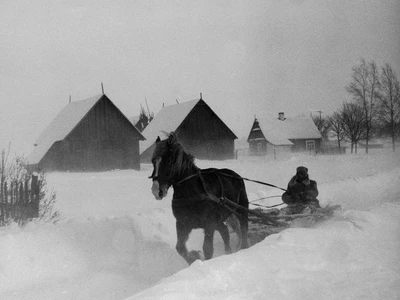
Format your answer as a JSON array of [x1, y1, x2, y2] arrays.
[[27, 94, 145, 171], [247, 112, 322, 155], [140, 97, 237, 162]]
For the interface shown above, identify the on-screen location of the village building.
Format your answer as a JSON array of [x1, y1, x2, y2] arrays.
[[27, 94, 145, 172], [247, 112, 322, 156], [140, 97, 237, 162]]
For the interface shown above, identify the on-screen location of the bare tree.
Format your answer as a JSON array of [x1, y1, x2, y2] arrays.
[[329, 112, 346, 152], [377, 63, 400, 151], [340, 102, 367, 153], [346, 59, 380, 153], [311, 114, 331, 140], [135, 104, 154, 132]]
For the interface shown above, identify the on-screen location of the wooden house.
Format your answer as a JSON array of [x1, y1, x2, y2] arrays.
[[27, 94, 145, 172], [140, 97, 237, 162], [247, 112, 322, 155]]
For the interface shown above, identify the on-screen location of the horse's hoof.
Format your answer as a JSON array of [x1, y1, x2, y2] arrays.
[[187, 250, 204, 264]]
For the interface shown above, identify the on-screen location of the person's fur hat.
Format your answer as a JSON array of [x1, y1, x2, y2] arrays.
[[296, 166, 308, 174]]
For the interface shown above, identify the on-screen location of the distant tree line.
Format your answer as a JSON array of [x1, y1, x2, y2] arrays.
[[312, 58, 400, 154]]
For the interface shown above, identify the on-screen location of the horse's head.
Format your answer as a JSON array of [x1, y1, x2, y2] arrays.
[[149, 133, 194, 200]]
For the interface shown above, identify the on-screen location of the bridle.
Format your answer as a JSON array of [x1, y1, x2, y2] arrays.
[[148, 155, 175, 186], [149, 173, 175, 185]]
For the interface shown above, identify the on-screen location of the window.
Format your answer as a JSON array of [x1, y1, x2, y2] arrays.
[[306, 140, 315, 152]]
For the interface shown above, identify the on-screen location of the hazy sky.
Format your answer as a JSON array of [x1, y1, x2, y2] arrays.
[[1, 0, 399, 155]]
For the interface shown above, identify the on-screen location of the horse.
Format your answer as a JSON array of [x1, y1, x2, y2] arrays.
[[149, 132, 249, 265]]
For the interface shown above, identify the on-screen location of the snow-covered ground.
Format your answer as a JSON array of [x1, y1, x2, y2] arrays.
[[0, 149, 399, 300]]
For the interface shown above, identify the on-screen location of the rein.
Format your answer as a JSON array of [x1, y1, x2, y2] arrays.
[[174, 169, 286, 214], [154, 159, 287, 226], [177, 169, 287, 192]]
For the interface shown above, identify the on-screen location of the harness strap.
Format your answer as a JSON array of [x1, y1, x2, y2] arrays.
[[176, 169, 287, 192], [197, 170, 210, 197], [250, 202, 285, 209], [176, 173, 198, 185], [214, 171, 225, 199], [222, 173, 287, 192]]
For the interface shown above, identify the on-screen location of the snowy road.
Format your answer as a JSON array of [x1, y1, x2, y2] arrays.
[[0, 150, 399, 300]]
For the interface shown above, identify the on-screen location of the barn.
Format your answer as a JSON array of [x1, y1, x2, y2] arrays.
[[140, 97, 237, 162], [247, 112, 322, 156], [27, 94, 145, 172]]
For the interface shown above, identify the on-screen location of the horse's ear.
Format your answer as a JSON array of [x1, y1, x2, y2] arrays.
[[167, 132, 176, 145], [156, 136, 161, 143]]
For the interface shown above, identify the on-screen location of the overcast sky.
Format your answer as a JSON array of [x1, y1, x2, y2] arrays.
[[1, 0, 399, 155]]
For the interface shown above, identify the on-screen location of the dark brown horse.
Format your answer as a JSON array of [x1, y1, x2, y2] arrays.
[[149, 133, 249, 265]]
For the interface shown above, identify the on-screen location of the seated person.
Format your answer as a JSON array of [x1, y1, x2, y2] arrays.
[[280, 166, 320, 215]]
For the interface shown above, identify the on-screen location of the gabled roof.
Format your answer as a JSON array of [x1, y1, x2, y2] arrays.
[[251, 116, 322, 146], [140, 98, 237, 154], [140, 99, 199, 154], [27, 94, 144, 165]]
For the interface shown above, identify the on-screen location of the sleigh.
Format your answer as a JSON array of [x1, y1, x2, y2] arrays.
[[246, 204, 342, 245]]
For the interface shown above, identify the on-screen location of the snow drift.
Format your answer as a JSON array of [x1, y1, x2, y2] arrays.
[[0, 149, 399, 300]]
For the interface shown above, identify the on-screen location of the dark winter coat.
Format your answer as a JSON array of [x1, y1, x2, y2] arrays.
[[281, 175, 319, 206]]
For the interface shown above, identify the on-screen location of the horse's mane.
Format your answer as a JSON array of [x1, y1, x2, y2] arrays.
[[152, 133, 198, 179]]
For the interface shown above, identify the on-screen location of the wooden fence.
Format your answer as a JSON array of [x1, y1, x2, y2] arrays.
[[0, 174, 40, 226]]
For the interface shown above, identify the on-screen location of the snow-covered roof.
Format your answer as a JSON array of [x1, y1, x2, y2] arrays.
[[255, 116, 322, 146], [28, 94, 103, 165], [27, 94, 145, 165], [129, 115, 140, 125], [140, 99, 199, 154]]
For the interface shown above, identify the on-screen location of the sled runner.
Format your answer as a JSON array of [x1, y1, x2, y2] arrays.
[[247, 204, 342, 245]]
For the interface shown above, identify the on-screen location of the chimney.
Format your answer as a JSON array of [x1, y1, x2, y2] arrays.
[[278, 112, 285, 121]]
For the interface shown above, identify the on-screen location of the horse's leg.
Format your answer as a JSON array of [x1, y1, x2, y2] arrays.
[[176, 221, 198, 265], [225, 214, 242, 250], [238, 189, 249, 249], [203, 226, 216, 260], [239, 214, 249, 249], [216, 222, 232, 254]]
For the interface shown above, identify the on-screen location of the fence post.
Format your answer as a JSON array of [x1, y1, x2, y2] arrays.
[[0, 180, 3, 225], [4, 182, 8, 221], [30, 174, 39, 218], [24, 179, 29, 221], [10, 181, 14, 220], [18, 182, 24, 223]]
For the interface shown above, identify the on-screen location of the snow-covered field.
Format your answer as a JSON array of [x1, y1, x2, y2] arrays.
[[0, 149, 399, 300]]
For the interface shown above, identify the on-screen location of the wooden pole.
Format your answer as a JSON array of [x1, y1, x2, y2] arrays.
[[4, 182, 8, 221], [0, 181, 3, 225], [219, 196, 288, 227]]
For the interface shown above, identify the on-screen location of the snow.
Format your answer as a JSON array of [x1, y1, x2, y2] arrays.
[[1, 149, 400, 300], [140, 99, 200, 154], [255, 116, 321, 146], [27, 95, 103, 165]]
